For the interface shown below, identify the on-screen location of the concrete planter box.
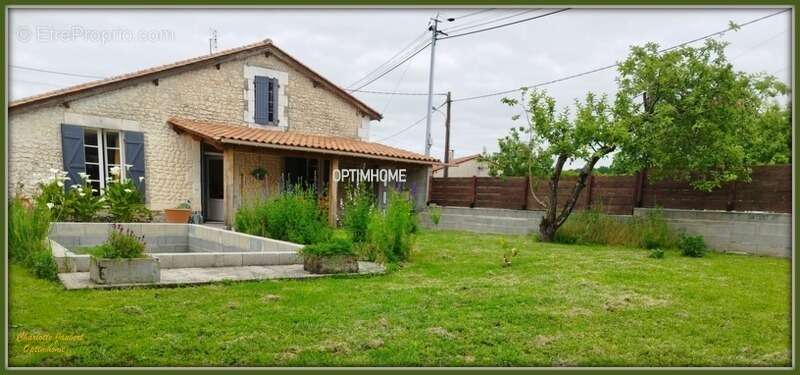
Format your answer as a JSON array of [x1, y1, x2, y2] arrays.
[[89, 256, 161, 285], [303, 254, 358, 274]]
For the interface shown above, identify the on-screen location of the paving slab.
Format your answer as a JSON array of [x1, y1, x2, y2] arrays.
[[58, 262, 385, 290]]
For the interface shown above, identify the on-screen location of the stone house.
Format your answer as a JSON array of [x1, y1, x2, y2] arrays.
[[9, 39, 439, 226]]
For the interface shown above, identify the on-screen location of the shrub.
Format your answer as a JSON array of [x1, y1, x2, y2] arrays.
[[29, 250, 59, 281], [341, 184, 374, 243], [87, 224, 147, 259], [34, 169, 75, 222], [69, 176, 104, 222], [234, 200, 269, 237], [9, 195, 58, 280], [555, 207, 676, 249], [104, 169, 151, 222], [367, 191, 416, 262], [648, 248, 665, 259], [679, 234, 708, 258], [238, 186, 331, 244], [301, 238, 355, 257], [429, 205, 442, 226]]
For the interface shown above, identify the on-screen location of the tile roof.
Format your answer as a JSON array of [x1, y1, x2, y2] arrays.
[[168, 117, 440, 165], [10, 39, 381, 120], [432, 153, 482, 171]]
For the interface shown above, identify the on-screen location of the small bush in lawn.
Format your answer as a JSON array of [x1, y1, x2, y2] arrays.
[[341, 184, 374, 243], [648, 248, 665, 259], [87, 224, 146, 259], [555, 206, 676, 250], [428, 205, 442, 226], [367, 191, 416, 262], [234, 200, 269, 237], [264, 186, 331, 244], [29, 250, 59, 280], [301, 238, 355, 257], [679, 234, 708, 258]]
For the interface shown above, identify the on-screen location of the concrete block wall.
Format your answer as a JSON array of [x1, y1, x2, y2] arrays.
[[420, 206, 792, 258], [635, 208, 792, 258], [49, 222, 304, 272], [419, 206, 543, 235], [49, 223, 189, 252]]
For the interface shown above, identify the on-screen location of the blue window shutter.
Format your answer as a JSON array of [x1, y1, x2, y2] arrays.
[[270, 77, 280, 124], [254, 76, 269, 125], [60, 124, 85, 191], [124, 131, 146, 200]]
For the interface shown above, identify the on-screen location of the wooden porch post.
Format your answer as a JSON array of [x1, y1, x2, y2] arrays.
[[328, 158, 339, 226], [223, 148, 235, 228]]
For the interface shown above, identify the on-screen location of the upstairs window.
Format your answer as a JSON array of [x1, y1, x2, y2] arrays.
[[254, 75, 279, 125]]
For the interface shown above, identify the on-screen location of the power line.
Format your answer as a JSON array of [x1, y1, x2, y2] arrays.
[[375, 101, 447, 143], [730, 28, 788, 61], [439, 8, 570, 41], [10, 65, 105, 79], [442, 9, 540, 34], [350, 40, 431, 91], [452, 8, 790, 103], [346, 28, 430, 89], [453, 8, 495, 20], [351, 89, 446, 96]]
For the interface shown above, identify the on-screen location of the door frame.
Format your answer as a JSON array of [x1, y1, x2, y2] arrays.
[[200, 143, 224, 221]]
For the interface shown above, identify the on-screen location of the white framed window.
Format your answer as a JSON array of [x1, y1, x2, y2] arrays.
[[83, 128, 126, 194]]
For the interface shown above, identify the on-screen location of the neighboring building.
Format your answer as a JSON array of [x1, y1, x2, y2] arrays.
[[432, 154, 489, 178], [9, 39, 439, 226]]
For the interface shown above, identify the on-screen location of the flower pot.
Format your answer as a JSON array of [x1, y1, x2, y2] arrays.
[[89, 256, 160, 285], [164, 208, 192, 223], [303, 254, 359, 274]]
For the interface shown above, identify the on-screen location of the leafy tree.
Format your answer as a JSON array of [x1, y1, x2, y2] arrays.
[[484, 89, 623, 242], [485, 38, 788, 242], [612, 39, 788, 191]]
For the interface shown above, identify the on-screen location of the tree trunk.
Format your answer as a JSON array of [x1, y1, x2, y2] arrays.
[[537, 147, 616, 242], [538, 155, 567, 241]]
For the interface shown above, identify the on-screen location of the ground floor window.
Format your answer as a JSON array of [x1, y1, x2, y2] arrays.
[[83, 128, 125, 194]]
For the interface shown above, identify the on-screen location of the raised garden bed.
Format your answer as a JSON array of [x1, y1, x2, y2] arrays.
[[89, 256, 160, 285]]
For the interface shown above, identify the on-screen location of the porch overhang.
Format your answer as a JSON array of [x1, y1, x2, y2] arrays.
[[168, 117, 441, 166]]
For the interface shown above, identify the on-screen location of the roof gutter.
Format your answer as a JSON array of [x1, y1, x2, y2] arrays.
[[219, 138, 440, 166]]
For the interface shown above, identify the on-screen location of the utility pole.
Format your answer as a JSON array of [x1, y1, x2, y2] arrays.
[[423, 15, 440, 156], [443, 91, 452, 177], [424, 13, 451, 156]]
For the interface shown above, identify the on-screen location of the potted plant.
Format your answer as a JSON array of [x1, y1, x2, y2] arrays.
[[301, 238, 359, 274], [164, 200, 192, 223], [87, 224, 160, 285]]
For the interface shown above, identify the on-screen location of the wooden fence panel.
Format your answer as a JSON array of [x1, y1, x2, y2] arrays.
[[430, 165, 791, 214]]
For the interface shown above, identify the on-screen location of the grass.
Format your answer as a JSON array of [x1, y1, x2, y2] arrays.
[[9, 230, 790, 367]]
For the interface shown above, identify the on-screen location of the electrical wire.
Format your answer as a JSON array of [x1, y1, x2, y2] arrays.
[[349, 40, 432, 91], [442, 9, 540, 34], [346, 29, 430, 89], [10, 65, 105, 79], [351, 89, 446, 96], [452, 8, 790, 103], [439, 8, 570, 41], [375, 101, 447, 143]]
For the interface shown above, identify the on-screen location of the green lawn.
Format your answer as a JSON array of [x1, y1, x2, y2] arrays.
[[9, 230, 791, 367]]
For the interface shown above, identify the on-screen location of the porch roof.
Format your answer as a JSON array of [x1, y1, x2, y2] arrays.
[[168, 117, 441, 165]]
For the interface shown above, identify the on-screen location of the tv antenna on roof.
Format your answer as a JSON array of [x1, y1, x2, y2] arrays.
[[209, 28, 218, 54]]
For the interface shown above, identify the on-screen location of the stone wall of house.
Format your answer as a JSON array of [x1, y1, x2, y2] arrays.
[[232, 151, 282, 212], [9, 50, 372, 211]]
